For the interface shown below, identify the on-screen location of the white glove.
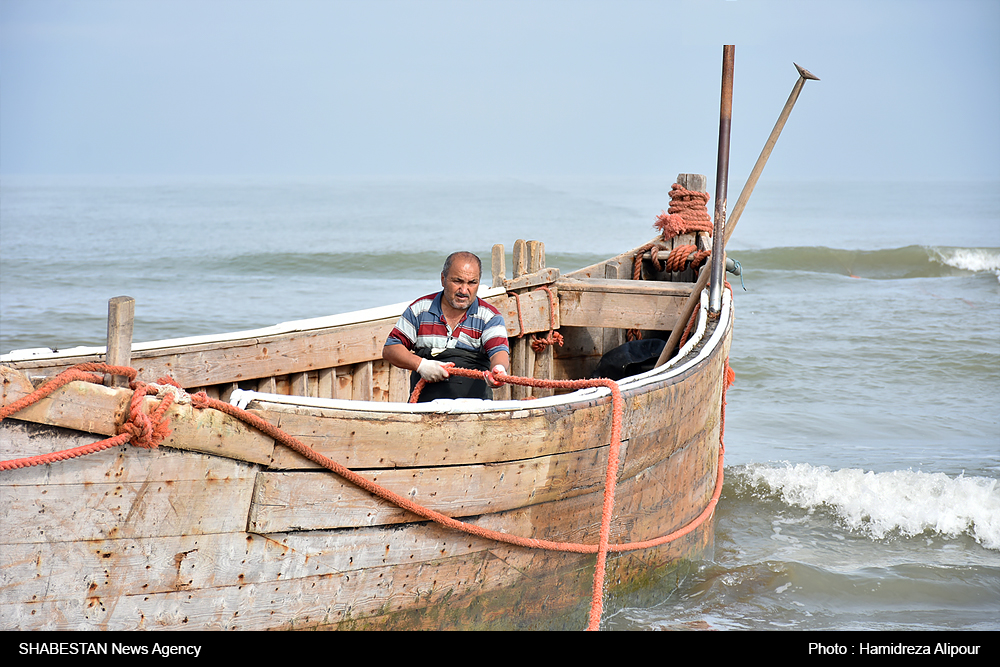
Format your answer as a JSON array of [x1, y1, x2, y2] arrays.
[[417, 359, 452, 382], [486, 364, 506, 388]]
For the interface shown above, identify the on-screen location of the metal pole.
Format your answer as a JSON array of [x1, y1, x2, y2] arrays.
[[709, 45, 735, 314], [725, 63, 820, 246]]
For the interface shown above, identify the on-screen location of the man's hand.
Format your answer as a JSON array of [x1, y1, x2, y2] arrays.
[[417, 359, 453, 382], [486, 364, 507, 388]]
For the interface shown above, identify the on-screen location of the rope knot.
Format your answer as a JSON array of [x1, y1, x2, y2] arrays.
[[116, 382, 175, 449]]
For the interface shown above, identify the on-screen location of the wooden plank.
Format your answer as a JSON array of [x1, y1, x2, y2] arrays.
[[556, 277, 693, 297], [249, 442, 625, 531], [1, 366, 274, 464], [290, 372, 308, 397], [6, 318, 399, 390], [527, 240, 544, 273], [388, 364, 409, 403], [0, 527, 503, 609], [488, 290, 557, 337], [262, 397, 615, 471], [558, 289, 687, 330], [371, 360, 390, 402], [502, 267, 559, 291], [2, 365, 127, 436], [528, 243, 553, 397], [2, 447, 716, 630], [0, 441, 258, 543], [250, 391, 720, 533], [352, 361, 373, 402], [318, 367, 335, 398], [336, 367, 352, 400]]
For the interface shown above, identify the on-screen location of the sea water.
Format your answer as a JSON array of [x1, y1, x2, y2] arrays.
[[1, 175, 998, 632]]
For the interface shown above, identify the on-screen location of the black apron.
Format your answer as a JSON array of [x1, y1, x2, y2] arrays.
[[410, 346, 493, 402]]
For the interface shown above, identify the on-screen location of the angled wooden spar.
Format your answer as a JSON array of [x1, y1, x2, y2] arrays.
[[725, 62, 820, 246], [655, 61, 819, 369]]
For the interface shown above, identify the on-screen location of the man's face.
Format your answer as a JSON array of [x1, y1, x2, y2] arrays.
[[441, 260, 480, 313]]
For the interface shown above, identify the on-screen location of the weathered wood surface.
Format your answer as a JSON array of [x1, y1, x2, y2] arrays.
[[104, 296, 134, 388], [1, 366, 275, 464], [557, 278, 690, 330], [1, 386, 721, 630], [248, 337, 727, 533], [262, 401, 612, 469], [0, 421, 259, 542], [249, 443, 629, 532]]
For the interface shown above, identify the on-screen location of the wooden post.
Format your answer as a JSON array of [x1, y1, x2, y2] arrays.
[[105, 296, 135, 388], [510, 240, 530, 400], [491, 244, 506, 288], [602, 261, 626, 353], [530, 242, 553, 398], [512, 239, 527, 279], [672, 174, 709, 283], [490, 243, 512, 401]]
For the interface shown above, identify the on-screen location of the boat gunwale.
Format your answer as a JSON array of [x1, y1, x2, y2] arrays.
[[235, 289, 732, 418]]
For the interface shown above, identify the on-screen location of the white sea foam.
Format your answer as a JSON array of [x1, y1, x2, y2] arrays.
[[930, 247, 1000, 281], [738, 463, 1000, 550]]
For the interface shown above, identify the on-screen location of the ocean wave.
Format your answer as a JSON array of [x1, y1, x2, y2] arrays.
[[732, 462, 1000, 550], [730, 246, 1000, 281], [929, 247, 1000, 280], [203, 250, 612, 278]]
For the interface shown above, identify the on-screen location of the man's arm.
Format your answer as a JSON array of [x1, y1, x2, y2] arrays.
[[489, 350, 510, 374], [382, 342, 422, 373]]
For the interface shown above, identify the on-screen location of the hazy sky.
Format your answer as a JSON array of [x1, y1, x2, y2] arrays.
[[1, 0, 998, 181]]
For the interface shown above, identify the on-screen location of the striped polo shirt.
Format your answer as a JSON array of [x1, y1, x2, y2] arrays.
[[385, 291, 509, 358]]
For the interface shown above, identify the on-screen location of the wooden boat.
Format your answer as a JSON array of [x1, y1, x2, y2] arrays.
[[0, 173, 735, 630]]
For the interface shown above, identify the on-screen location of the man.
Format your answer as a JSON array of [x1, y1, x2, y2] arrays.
[[383, 251, 510, 402]]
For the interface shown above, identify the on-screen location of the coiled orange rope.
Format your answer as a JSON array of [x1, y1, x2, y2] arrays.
[[0, 354, 734, 631], [655, 183, 712, 238], [627, 183, 714, 342]]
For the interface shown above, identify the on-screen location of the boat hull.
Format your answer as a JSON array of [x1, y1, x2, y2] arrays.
[[1, 290, 732, 630]]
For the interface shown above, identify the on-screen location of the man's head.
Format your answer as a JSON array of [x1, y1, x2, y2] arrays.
[[440, 251, 482, 314]]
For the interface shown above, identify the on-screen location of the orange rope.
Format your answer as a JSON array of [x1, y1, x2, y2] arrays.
[[529, 285, 563, 352], [0, 363, 178, 470], [655, 183, 712, 238], [1, 355, 734, 631], [628, 184, 713, 343]]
